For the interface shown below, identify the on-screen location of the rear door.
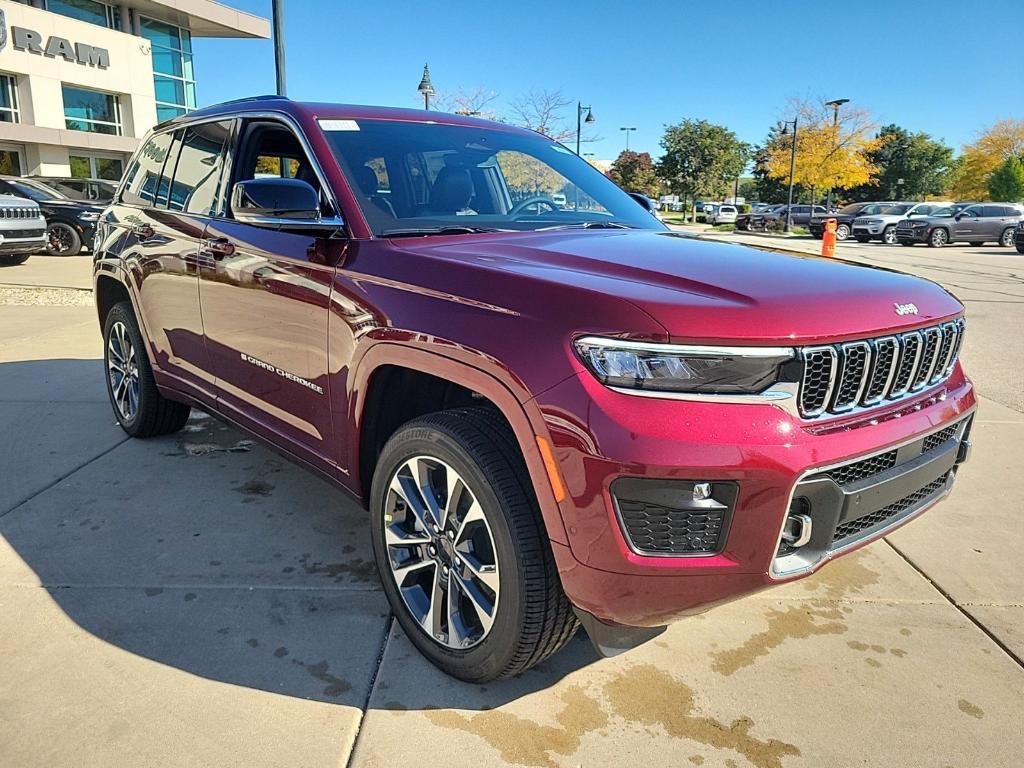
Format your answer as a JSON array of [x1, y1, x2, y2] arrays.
[[198, 117, 339, 466], [111, 129, 215, 399]]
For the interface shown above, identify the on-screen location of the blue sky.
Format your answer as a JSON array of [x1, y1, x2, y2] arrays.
[[195, 0, 1023, 162]]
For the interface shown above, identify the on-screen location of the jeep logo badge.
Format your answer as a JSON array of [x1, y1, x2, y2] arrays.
[[894, 302, 919, 316]]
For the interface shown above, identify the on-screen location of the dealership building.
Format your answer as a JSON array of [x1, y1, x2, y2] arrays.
[[0, 0, 268, 180]]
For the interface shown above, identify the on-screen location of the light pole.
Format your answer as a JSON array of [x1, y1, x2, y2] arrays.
[[272, 0, 286, 96], [417, 64, 435, 110], [824, 98, 849, 211], [781, 117, 798, 232], [619, 127, 636, 152], [575, 102, 594, 156]]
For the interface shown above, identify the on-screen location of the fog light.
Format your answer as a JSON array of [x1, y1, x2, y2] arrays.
[[693, 482, 712, 501], [782, 512, 813, 548]]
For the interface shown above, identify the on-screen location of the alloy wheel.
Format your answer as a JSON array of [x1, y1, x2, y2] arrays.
[[883, 226, 897, 244], [107, 321, 140, 421], [1001, 228, 1015, 247], [931, 229, 948, 247], [383, 455, 500, 649], [47, 223, 77, 255], [835, 224, 850, 241]]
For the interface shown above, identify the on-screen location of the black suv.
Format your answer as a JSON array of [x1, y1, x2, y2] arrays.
[[808, 202, 897, 241], [29, 176, 117, 205], [0, 176, 105, 256], [895, 203, 1021, 247], [761, 204, 827, 230]]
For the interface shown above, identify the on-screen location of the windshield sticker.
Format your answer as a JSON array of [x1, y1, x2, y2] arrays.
[[318, 119, 360, 131]]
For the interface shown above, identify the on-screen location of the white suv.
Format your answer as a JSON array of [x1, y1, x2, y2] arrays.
[[708, 204, 738, 225], [852, 202, 947, 244], [0, 195, 47, 266]]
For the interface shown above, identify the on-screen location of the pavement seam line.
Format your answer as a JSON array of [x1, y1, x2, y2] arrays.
[[345, 614, 394, 768], [0, 437, 129, 520], [883, 538, 1024, 670], [1, 583, 383, 592]]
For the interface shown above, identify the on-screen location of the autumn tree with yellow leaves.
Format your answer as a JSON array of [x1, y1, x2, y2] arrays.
[[765, 99, 881, 203], [949, 119, 1024, 200]]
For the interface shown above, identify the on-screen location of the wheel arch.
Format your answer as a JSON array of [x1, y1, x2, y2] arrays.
[[350, 342, 569, 545]]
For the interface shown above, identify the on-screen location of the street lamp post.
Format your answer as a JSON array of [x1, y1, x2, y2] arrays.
[[417, 64, 435, 110], [824, 98, 849, 211], [781, 117, 798, 232], [619, 127, 636, 152], [271, 0, 286, 96], [575, 102, 594, 156]]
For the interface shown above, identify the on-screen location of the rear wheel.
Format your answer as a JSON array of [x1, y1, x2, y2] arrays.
[[46, 222, 82, 256], [103, 302, 190, 437], [1000, 228, 1015, 247], [835, 223, 850, 241], [929, 228, 949, 248], [0, 254, 30, 266], [370, 407, 577, 682], [882, 225, 897, 245]]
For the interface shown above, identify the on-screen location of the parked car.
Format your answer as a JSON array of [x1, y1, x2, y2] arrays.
[[93, 97, 975, 682], [761, 204, 827, 229], [0, 194, 47, 266], [28, 176, 118, 204], [895, 203, 1020, 247], [0, 176, 104, 256], [1016, 220, 1024, 254], [736, 204, 781, 230], [808, 202, 896, 241], [707, 204, 737, 225], [852, 202, 949, 244]]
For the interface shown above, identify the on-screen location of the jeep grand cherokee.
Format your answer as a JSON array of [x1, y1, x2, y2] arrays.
[[92, 98, 975, 682]]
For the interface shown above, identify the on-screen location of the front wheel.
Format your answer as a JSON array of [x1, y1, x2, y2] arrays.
[[835, 224, 850, 241], [1000, 228, 1015, 247], [882, 225, 897, 245], [103, 302, 190, 437], [370, 408, 577, 682], [46, 222, 82, 256], [929, 228, 949, 248]]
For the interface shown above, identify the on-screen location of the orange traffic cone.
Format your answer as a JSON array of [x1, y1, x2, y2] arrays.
[[822, 218, 837, 257]]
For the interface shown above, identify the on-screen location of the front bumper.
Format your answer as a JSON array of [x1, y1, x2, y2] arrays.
[[538, 365, 976, 627], [853, 224, 885, 237], [0, 234, 47, 255], [896, 228, 930, 243]]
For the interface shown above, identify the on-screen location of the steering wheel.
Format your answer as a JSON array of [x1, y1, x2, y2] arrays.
[[509, 196, 559, 216]]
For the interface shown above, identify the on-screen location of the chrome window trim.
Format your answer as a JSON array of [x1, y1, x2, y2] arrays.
[[768, 409, 975, 580]]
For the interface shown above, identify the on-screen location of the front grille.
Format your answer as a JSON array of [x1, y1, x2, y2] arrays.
[[922, 423, 958, 452], [1, 228, 45, 239], [0, 207, 40, 220], [832, 474, 948, 544], [617, 500, 727, 555], [826, 450, 898, 486], [797, 319, 964, 418]]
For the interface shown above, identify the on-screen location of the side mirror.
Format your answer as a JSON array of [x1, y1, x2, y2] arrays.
[[230, 178, 343, 230], [628, 192, 654, 213], [954, 213, 963, 221]]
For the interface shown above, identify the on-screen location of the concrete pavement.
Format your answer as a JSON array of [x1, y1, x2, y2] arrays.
[[1, 252, 1021, 768]]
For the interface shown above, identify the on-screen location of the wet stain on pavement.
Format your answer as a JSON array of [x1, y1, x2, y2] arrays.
[[144, 587, 162, 597], [294, 659, 351, 698], [604, 664, 800, 768], [236, 479, 275, 497], [958, 698, 984, 719], [426, 685, 607, 768], [298, 553, 378, 583]]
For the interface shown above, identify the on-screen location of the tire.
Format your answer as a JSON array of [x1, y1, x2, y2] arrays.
[[370, 407, 577, 682], [928, 228, 949, 248], [835, 224, 850, 241], [855, 235, 870, 243], [103, 301, 190, 437], [882, 225, 897, 245], [969, 241, 984, 247], [46, 222, 82, 256], [0, 253, 30, 266], [1017, 244, 1024, 255], [999, 228, 1015, 247]]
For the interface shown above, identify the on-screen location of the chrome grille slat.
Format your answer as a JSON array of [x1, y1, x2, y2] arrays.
[[797, 320, 964, 419]]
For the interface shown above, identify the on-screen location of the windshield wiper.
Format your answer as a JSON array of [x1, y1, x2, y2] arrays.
[[535, 221, 636, 231], [381, 226, 508, 238]]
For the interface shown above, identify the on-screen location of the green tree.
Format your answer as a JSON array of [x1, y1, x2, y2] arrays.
[[607, 150, 660, 197], [846, 125, 955, 201], [659, 119, 749, 221], [986, 155, 1024, 202]]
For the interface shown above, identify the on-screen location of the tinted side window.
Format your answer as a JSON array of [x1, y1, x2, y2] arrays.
[[981, 206, 1001, 217], [166, 120, 232, 216], [121, 132, 174, 207]]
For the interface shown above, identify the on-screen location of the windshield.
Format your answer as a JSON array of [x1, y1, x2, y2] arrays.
[[882, 205, 912, 215], [8, 179, 62, 202], [322, 119, 664, 236], [837, 204, 864, 215]]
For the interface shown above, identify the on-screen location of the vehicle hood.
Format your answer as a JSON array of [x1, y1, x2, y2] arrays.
[[396, 229, 963, 344]]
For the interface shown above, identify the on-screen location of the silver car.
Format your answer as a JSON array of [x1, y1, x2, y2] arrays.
[[0, 195, 47, 267], [852, 202, 948, 244]]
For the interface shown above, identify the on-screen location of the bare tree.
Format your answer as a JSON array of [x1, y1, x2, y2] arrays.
[[434, 86, 500, 120], [508, 89, 576, 142]]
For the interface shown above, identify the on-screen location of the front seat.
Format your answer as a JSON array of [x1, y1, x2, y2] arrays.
[[427, 167, 475, 214], [353, 165, 397, 218]]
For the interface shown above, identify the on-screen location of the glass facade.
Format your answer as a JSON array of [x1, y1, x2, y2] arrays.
[[44, 0, 118, 28], [63, 84, 123, 135], [70, 154, 125, 180], [141, 17, 196, 122], [0, 75, 19, 123]]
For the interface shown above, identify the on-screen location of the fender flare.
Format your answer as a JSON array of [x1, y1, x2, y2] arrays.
[[349, 341, 569, 545]]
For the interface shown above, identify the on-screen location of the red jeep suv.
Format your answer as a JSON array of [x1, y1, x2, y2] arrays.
[[93, 98, 975, 682]]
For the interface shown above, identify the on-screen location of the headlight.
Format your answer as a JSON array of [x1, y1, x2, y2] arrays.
[[78, 211, 101, 222], [574, 337, 794, 394]]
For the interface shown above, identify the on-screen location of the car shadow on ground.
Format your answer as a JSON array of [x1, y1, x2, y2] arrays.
[[0, 358, 601, 711]]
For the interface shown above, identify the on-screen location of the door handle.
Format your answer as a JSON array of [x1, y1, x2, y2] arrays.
[[201, 237, 235, 260]]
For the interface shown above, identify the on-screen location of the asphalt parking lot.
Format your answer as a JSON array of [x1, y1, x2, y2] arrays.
[[1, 240, 1022, 768]]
